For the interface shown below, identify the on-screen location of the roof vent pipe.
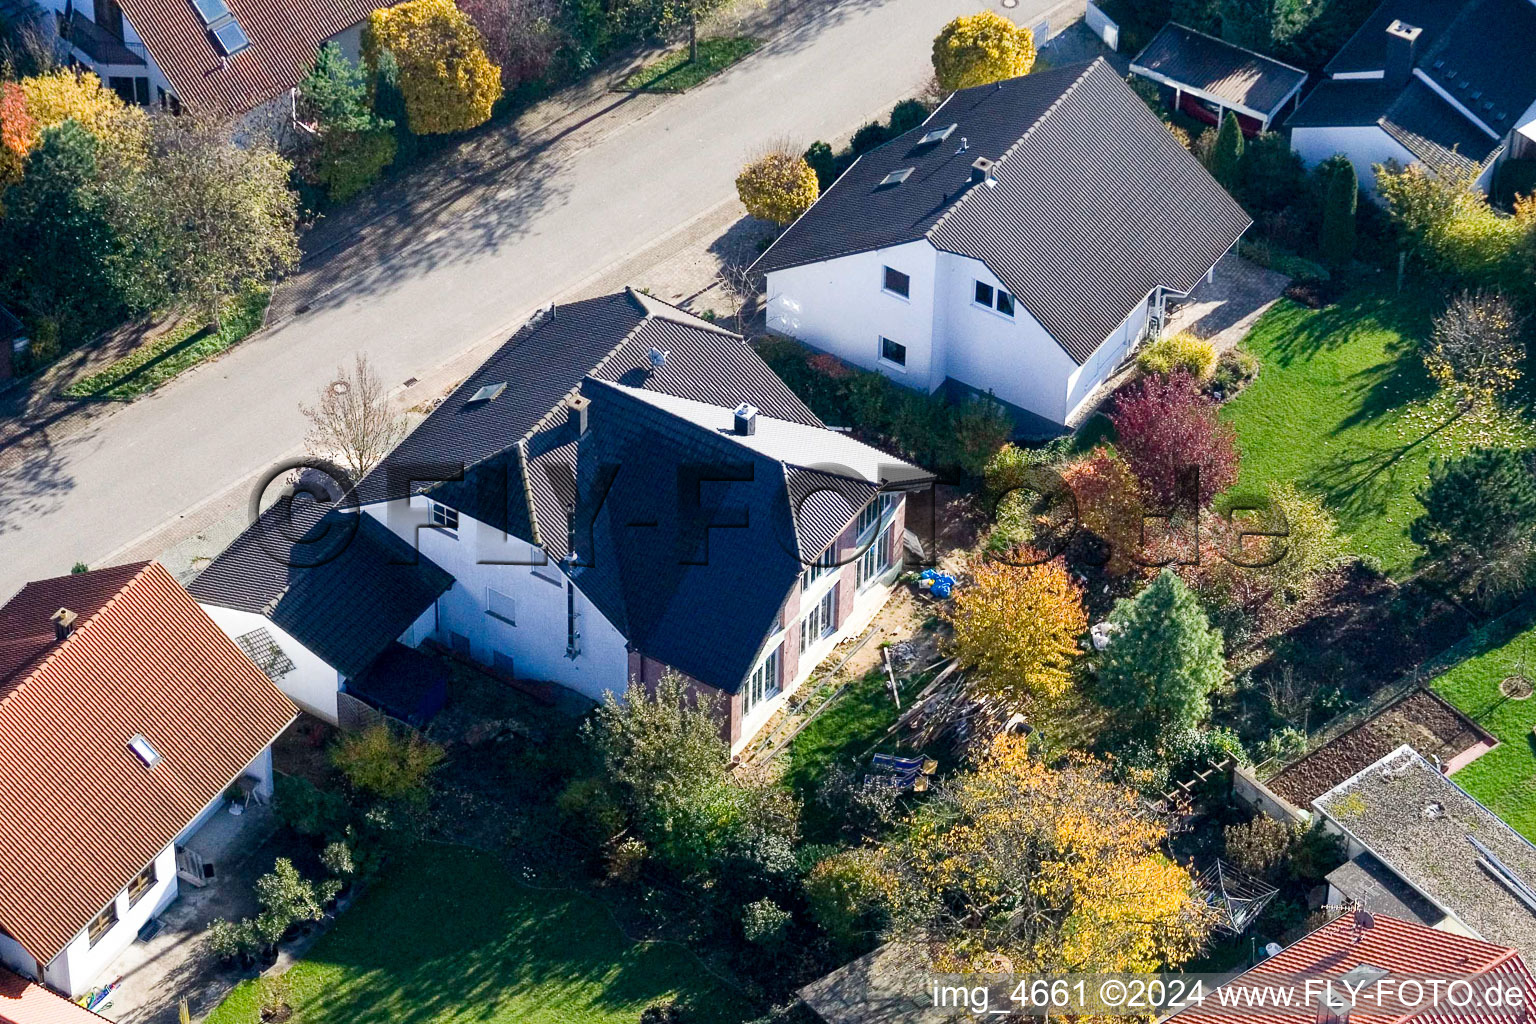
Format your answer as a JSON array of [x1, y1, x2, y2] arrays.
[[734, 403, 758, 436], [567, 394, 590, 435], [957, 136, 968, 153], [52, 607, 78, 642]]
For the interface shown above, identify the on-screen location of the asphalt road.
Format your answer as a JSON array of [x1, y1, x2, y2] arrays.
[[0, 0, 1061, 590]]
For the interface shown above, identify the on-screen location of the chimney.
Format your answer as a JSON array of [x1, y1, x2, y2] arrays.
[[566, 394, 590, 435], [1384, 20, 1420, 87], [52, 607, 78, 642], [734, 402, 758, 436], [970, 157, 996, 186]]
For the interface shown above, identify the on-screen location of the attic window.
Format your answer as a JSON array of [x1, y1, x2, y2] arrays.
[[1339, 965, 1389, 987], [878, 167, 915, 188], [210, 19, 250, 56], [191, 0, 230, 24], [129, 734, 162, 769], [918, 123, 957, 146], [468, 382, 507, 404]]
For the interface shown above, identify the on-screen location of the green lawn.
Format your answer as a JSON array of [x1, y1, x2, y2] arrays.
[[63, 287, 268, 401], [618, 37, 760, 92], [1432, 610, 1536, 842], [1220, 288, 1534, 576], [206, 843, 753, 1024]]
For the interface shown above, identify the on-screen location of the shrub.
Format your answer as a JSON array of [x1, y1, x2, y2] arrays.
[[206, 918, 258, 962], [363, 0, 503, 135], [1114, 725, 1246, 794], [1237, 132, 1308, 215], [740, 898, 792, 947], [1247, 481, 1347, 601], [1110, 370, 1239, 508], [1238, 237, 1329, 282], [931, 11, 1035, 91], [1319, 156, 1357, 267], [803, 848, 890, 951], [1223, 815, 1292, 876], [320, 841, 356, 880], [605, 837, 648, 883], [1060, 446, 1146, 576], [330, 724, 445, 804], [1413, 446, 1536, 602], [555, 776, 627, 845], [950, 394, 1014, 476], [948, 557, 1088, 706], [813, 764, 902, 840], [1377, 161, 1535, 292], [253, 858, 336, 931], [275, 773, 353, 840], [887, 98, 932, 134], [1137, 332, 1217, 379], [1209, 347, 1259, 395], [1207, 111, 1243, 191], [1420, 290, 1524, 408], [736, 149, 819, 226]]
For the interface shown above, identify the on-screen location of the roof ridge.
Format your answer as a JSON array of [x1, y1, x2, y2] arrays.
[[516, 439, 541, 548], [926, 59, 1104, 241], [0, 561, 154, 714]]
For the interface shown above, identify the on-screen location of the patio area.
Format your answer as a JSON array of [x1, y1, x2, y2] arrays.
[[97, 803, 280, 1024]]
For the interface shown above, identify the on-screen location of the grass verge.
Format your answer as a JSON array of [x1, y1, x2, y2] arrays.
[[619, 37, 760, 92], [1432, 608, 1536, 842], [205, 842, 755, 1024], [63, 287, 269, 401], [1218, 287, 1534, 576]]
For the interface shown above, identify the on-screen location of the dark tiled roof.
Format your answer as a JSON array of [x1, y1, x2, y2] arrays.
[[187, 497, 452, 679], [0, 563, 296, 963], [1288, 78, 1397, 126], [753, 59, 1251, 363], [1412, 0, 1536, 138], [359, 290, 822, 546], [117, 0, 392, 115], [1323, 0, 1460, 75], [571, 380, 929, 695], [1289, 77, 1497, 173], [1131, 23, 1307, 116]]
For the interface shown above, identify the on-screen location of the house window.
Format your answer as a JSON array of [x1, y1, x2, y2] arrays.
[[879, 337, 906, 367], [744, 644, 782, 713], [882, 266, 910, 298], [858, 527, 893, 589], [133, 77, 149, 105], [799, 587, 837, 656], [126, 862, 157, 908], [87, 901, 118, 947], [974, 281, 994, 307], [486, 588, 516, 626], [565, 580, 581, 658], [995, 289, 1015, 317], [429, 501, 458, 534], [234, 628, 295, 681], [801, 546, 837, 590], [855, 492, 896, 538], [975, 280, 1015, 316], [109, 76, 135, 105]]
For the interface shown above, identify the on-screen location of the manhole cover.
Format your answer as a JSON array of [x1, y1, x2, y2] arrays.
[[1501, 674, 1533, 699]]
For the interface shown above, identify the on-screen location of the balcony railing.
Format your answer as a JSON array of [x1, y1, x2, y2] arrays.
[[60, 11, 147, 67]]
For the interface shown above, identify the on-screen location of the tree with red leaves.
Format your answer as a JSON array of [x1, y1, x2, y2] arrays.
[[1110, 370, 1239, 508]]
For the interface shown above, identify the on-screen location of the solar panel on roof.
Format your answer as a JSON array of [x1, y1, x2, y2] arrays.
[[210, 17, 250, 56], [191, 0, 229, 24]]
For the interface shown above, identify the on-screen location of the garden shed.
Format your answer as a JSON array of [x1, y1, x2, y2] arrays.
[[1131, 23, 1308, 135]]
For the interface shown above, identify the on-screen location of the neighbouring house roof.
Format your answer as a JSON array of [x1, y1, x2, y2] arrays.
[[1312, 746, 1536, 962], [1323, 0, 1460, 75], [570, 379, 930, 696], [1165, 912, 1535, 1024], [0, 969, 111, 1024], [1289, 77, 1500, 173], [357, 289, 823, 548], [187, 498, 452, 679], [0, 562, 296, 964], [799, 943, 935, 1024], [1131, 23, 1307, 118], [115, 0, 390, 115], [750, 58, 1251, 364]]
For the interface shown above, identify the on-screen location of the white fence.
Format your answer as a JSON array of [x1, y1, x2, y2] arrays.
[[1085, 0, 1120, 50]]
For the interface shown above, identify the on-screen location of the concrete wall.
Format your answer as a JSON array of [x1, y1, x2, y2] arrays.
[[366, 498, 630, 703], [198, 603, 343, 723], [1291, 124, 1416, 195], [43, 844, 178, 998], [1232, 764, 1311, 825]]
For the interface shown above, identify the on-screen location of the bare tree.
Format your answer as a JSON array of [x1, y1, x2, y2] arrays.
[[1422, 290, 1525, 408], [300, 355, 407, 485]]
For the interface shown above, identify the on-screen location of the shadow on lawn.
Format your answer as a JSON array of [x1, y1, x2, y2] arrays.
[[1310, 404, 1463, 520]]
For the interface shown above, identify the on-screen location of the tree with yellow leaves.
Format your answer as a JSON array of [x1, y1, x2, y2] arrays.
[[364, 0, 502, 135], [931, 12, 1036, 93], [1421, 290, 1524, 408], [889, 736, 1214, 973], [947, 557, 1086, 706], [3, 69, 148, 169], [735, 148, 819, 226]]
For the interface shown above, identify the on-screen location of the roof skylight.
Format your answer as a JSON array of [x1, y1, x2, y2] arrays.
[[129, 734, 162, 769], [468, 382, 507, 403], [210, 17, 250, 56], [191, 0, 230, 25], [918, 123, 957, 146], [878, 167, 915, 188]]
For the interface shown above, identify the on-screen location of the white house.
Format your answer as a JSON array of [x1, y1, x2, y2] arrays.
[[751, 58, 1251, 435], [0, 562, 295, 998], [353, 289, 932, 753], [1287, 0, 1536, 193], [187, 499, 452, 725], [21, 0, 385, 132]]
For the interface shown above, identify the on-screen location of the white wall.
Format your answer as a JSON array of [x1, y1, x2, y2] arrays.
[[366, 499, 631, 703], [765, 240, 945, 395], [1065, 288, 1154, 419], [1292, 124, 1416, 195], [197, 603, 343, 723], [44, 844, 178, 998]]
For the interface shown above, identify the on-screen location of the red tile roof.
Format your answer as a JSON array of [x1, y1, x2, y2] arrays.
[[1169, 913, 1536, 1024], [117, 0, 388, 115], [0, 970, 109, 1024], [0, 563, 296, 964]]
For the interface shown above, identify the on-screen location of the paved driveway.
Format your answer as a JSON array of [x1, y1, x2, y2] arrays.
[[0, 0, 1074, 591]]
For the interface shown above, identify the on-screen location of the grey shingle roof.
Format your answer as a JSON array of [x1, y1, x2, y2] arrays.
[[187, 498, 452, 679], [1289, 77, 1498, 173], [1131, 23, 1307, 116], [752, 58, 1251, 364], [1323, 0, 1460, 75], [570, 379, 931, 695]]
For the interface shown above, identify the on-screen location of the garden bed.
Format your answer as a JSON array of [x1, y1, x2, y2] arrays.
[[618, 36, 760, 92], [1267, 690, 1492, 807]]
